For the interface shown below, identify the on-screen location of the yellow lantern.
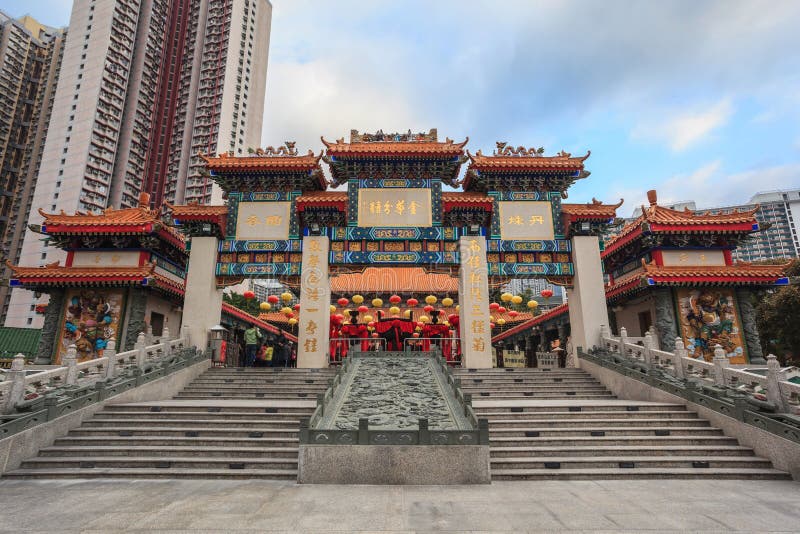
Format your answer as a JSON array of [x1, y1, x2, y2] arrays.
[[287, 317, 298, 325], [419, 315, 430, 323], [281, 306, 292, 316], [372, 298, 383, 308], [425, 295, 437, 305], [415, 326, 423, 332], [363, 314, 373, 323], [281, 292, 293, 302], [330, 304, 337, 313], [403, 309, 412, 318], [455, 304, 460, 313], [527, 300, 539, 309], [441, 297, 454, 307], [497, 318, 506, 326], [500, 292, 513, 302], [511, 295, 523, 305], [259, 302, 271, 311], [352, 294, 364, 305], [389, 306, 400, 315]]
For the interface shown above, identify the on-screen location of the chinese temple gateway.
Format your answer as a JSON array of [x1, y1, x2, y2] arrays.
[[7, 130, 790, 367]]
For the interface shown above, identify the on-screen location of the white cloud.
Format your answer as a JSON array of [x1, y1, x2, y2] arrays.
[[631, 99, 733, 152]]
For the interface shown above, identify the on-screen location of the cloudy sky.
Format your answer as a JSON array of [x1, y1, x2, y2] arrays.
[[5, 0, 799, 215]]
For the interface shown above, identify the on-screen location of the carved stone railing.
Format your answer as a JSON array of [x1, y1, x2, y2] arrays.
[[586, 325, 800, 444], [300, 350, 488, 446], [0, 325, 208, 438]]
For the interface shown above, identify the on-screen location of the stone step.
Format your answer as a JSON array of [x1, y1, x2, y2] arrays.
[[187, 381, 332, 387], [455, 369, 588, 374], [489, 426, 724, 438], [173, 392, 320, 399], [477, 410, 697, 420], [459, 379, 602, 385], [102, 404, 314, 415], [82, 418, 302, 428], [489, 445, 757, 458], [18, 456, 298, 470], [2, 468, 299, 480], [177, 387, 327, 394], [201, 370, 335, 376], [68, 427, 299, 438], [38, 446, 299, 458], [489, 467, 791, 480], [473, 404, 687, 413], [93, 411, 305, 421], [54, 436, 299, 447], [462, 386, 609, 392], [467, 393, 616, 400], [490, 435, 739, 447], [486, 418, 710, 428], [489, 456, 774, 470]]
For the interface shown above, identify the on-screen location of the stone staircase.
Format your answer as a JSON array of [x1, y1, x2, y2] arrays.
[[3, 367, 336, 479], [455, 367, 791, 480]]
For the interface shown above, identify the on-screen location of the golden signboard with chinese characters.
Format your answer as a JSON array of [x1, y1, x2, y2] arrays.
[[235, 202, 291, 240], [70, 251, 141, 267], [357, 188, 432, 227], [662, 250, 726, 267], [498, 201, 555, 240]]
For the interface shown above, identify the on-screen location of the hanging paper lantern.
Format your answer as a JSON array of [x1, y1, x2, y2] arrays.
[[389, 306, 400, 315], [367, 321, 376, 328], [281, 306, 293, 316], [293, 303, 301, 311], [363, 314, 373, 323], [423, 304, 434, 313], [490, 322, 496, 329], [243, 290, 255, 300], [442, 297, 454, 307], [357, 305, 369, 313], [337, 297, 349, 307], [389, 294, 402, 304], [511, 295, 523, 305], [371, 332, 379, 338], [500, 292, 513, 302], [541, 289, 554, 299], [497, 306, 507, 314], [403, 309, 412, 318], [415, 326, 423, 332], [508, 310, 519, 318], [286, 312, 295, 319], [267, 295, 280, 304], [412, 332, 420, 338], [497, 318, 506, 326], [455, 304, 460, 313], [372, 298, 383, 308], [406, 298, 418, 307], [527, 300, 539, 309], [425, 295, 437, 305], [419, 315, 430, 323], [288, 317, 298, 325], [335, 313, 345, 321], [259, 302, 271, 311], [352, 294, 364, 304], [489, 302, 500, 311], [330, 304, 337, 313], [281, 292, 293, 302]]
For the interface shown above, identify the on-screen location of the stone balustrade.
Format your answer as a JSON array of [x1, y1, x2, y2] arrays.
[[1, 325, 193, 415], [599, 325, 800, 415]]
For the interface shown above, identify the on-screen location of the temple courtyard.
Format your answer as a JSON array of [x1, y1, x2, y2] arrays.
[[1, 478, 798, 532]]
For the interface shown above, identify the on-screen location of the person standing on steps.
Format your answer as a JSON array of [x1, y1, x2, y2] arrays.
[[244, 325, 262, 367]]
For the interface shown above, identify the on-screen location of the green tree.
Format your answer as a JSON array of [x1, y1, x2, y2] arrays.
[[756, 260, 800, 365], [223, 291, 261, 317]]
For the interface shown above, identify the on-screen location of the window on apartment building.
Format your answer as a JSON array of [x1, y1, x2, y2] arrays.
[[63, 147, 68, 154], [27, 318, 32, 325], [69, 115, 74, 121], [79, 64, 84, 70], [60, 158, 65, 165]]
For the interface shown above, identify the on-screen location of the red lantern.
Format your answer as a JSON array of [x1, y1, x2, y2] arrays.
[[389, 294, 402, 304], [497, 306, 507, 314], [357, 305, 369, 313], [406, 298, 418, 307], [489, 302, 500, 311], [335, 314, 345, 321], [412, 332, 420, 338], [267, 295, 280, 304], [243, 290, 255, 300], [337, 297, 349, 307], [423, 304, 434, 313], [293, 304, 301, 311], [286, 311, 294, 319], [541, 289, 554, 299], [371, 333, 379, 338], [490, 322, 496, 329], [416, 321, 424, 328], [508, 310, 519, 318], [367, 321, 376, 328]]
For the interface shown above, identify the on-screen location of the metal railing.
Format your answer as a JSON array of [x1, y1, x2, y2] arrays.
[[329, 338, 387, 364]]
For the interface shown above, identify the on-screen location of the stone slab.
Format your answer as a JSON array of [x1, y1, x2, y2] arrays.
[[121, 399, 317, 409], [298, 444, 490, 484], [473, 398, 678, 408]]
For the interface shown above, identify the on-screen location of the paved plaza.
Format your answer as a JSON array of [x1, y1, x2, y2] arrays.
[[0, 478, 798, 533]]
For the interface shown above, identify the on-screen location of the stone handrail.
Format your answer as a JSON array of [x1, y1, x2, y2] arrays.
[[599, 325, 800, 415], [1, 325, 192, 415]]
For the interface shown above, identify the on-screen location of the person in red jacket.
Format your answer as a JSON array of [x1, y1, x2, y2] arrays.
[[329, 313, 345, 362], [341, 310, 369, 353]]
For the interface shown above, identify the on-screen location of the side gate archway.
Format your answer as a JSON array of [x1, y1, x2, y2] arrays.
[[171, 130, 621, 368]]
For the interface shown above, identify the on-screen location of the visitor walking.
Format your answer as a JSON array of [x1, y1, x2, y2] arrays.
[[243, 325, 262, 367]]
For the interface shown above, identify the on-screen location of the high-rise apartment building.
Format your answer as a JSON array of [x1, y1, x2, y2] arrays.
[[6, 0, 271, 328], [695, 189, 800, 262], [0, 12, 66, 325]]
